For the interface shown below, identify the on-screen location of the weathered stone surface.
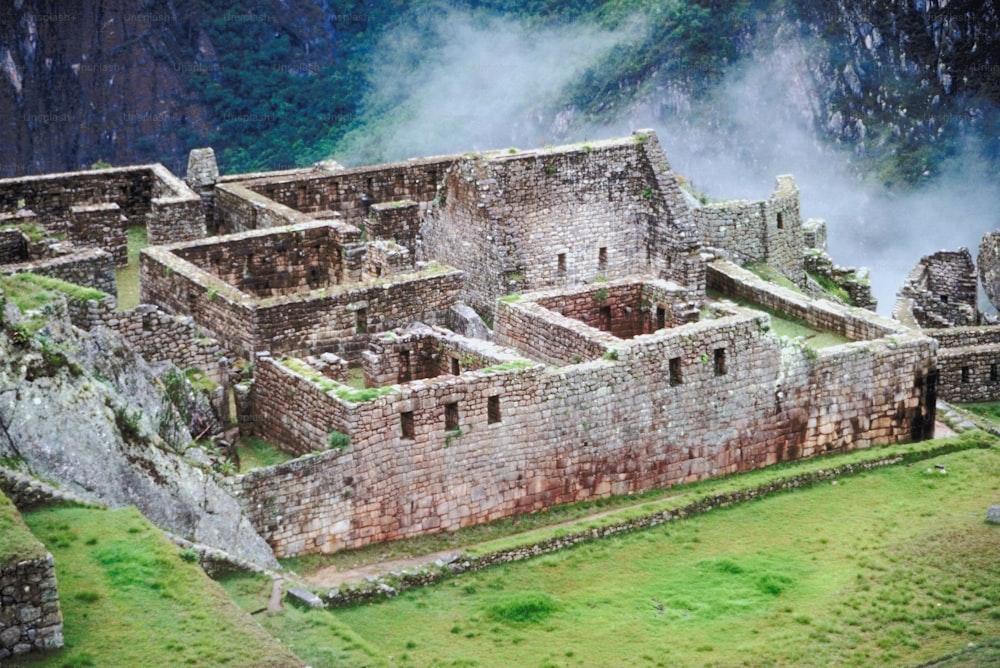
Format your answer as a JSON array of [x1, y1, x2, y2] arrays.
[[185, 148, 220, 190], [988, 505, 1000, 524], [0, 317, 277, 569], [286, 586, 325, 609], [896, 248, 978, 328], [979, 231, 1000, 312], [448, 304, 492, 341]]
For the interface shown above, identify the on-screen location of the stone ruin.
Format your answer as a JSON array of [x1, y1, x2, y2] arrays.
[[1, 130, 941, 571], [894, 240, 1000, 403]]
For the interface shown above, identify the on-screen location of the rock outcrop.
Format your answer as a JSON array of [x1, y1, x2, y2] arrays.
[[0, 301, 277, 569]]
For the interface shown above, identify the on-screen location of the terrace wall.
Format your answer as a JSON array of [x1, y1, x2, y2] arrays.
[[1, 249, 116, 295]]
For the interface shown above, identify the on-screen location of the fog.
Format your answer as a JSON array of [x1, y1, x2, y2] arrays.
[[338, 10, 1000, 313]]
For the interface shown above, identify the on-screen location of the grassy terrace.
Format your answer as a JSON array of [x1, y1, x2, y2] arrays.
[[115, 225, 148, 310], [221, 433, 999, 668], [0, 490, 45, 564], [18, 505, 302, 667], [708, 289, 852, 349]]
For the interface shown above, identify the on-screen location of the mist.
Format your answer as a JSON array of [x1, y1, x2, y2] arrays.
[[336, 9, 1000, 314]]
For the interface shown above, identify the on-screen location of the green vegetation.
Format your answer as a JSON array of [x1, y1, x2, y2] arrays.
[[220, 572, 385, 667], [329, 442, 1000, 667], [1, 220, 49, 243], [327, 430, 350, 450], [334, 386, 397, 403], [235, 436, 294, 472], [0, 491, 45, 564], [19, 505, 301, 667], [8, 272, 107, 302], [955, 402, 1000, 423], [745, 262, 804, 293], [481, 359, 535, 373], [184, 367, 219, 393], [499, 293, 522, 303], [709, 289, 852, 350], [116, 226, 148, 311], [809, 271, 852, 304]]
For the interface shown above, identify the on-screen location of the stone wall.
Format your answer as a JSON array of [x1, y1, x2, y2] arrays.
[[0, 164, 203, 253], [171, 223, 358, 298], [238, 156, 453, 228], [1, 249, 116, 295], [924, 326, 1000, 402], [0, 229, 28, 263], [897, 249, 979, 328], [68, 202, 126, 266], [421, 131, 704, 318], [707, 260, 898, 342], [237, 284, 936, 557], [141, 226, 463, 361], [367, 200, 420, 260], [693, 175, 805, 287], [0, 493, 63, 660]]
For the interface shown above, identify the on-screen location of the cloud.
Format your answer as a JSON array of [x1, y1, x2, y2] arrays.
[[338, 9, 999, 313]]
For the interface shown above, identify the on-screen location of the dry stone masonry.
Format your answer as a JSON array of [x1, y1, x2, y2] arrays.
[[2, 130, 959, 561]]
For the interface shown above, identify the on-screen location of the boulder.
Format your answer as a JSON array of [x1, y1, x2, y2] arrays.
[[988, 505, 1000, 525], [979, 231, 1000, 311]]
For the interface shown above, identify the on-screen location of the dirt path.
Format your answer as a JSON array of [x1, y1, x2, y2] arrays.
[[305, 422, 957, 589]]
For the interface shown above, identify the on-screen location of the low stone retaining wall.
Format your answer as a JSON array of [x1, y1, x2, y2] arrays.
[[323, 439, 985, 607]]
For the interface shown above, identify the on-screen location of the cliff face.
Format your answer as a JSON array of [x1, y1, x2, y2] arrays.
[[0, 0, 996, 181], [0, 0, 209, 175], [0, 0, 345, 175]]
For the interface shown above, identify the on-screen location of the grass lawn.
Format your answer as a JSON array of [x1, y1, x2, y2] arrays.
[[115, 226, 148, 311], [957, 402, 1000, 423], [302, 445, 1000, 667], [236, 436, 295, 472], [19, 505, 302, 667]]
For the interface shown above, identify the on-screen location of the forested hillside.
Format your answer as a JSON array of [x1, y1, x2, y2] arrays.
[[0, 0, 996, 188]]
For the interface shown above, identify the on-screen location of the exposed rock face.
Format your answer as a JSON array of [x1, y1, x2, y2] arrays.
[[979, 231, 1000, 312], [0, 309, 277, 569]]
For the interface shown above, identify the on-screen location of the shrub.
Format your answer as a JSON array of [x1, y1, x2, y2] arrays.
[[328, 430, 350, 450]]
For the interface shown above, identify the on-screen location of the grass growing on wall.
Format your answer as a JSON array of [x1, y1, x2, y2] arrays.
[[327, 444, 1000, 667], [0, 491, 45, 564], [235, 436, 295, 472], [18, 505, 302, 667], [115, 226, 148, 311]]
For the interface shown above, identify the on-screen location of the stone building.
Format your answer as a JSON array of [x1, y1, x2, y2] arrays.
[[2, 131, 939, 559]]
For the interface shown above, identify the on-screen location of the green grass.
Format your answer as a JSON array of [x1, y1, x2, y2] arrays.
[[808, 271, 853, 304], [115, 226, 148, 311], [219, 572, 387, 667], [957, 402, 1000, 423], [235, 436, 295, 472], [1, 220, 49, 243], [0, 274, 59, 313], [345, 365, 366, 390], [745, 262, 804, 293], [329, 445, 1000, 667], [709, 289, 852, 349], [7, 273, 107, 302], [0, 490, 46, 564], [18, 504, 303, 667]]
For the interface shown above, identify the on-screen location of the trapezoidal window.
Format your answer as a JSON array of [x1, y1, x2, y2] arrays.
[[398, 350, 411, 383], [598, 246, 608, 271], [991, 363, 998, 382], [656, 306, 666, 330], [487, 395, 501, 424], [600, 305, 613, 331], [776, 212, 785, 229], [714, 348, 727, 376], [557, 253, 567, 276], [450, 357, 461, 376], [355, 308, 368, 334], [669, 357, 682, 386], [961, 366, 970, 383], [444, 402, 459, 431], [400, 411, 415, 440]]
